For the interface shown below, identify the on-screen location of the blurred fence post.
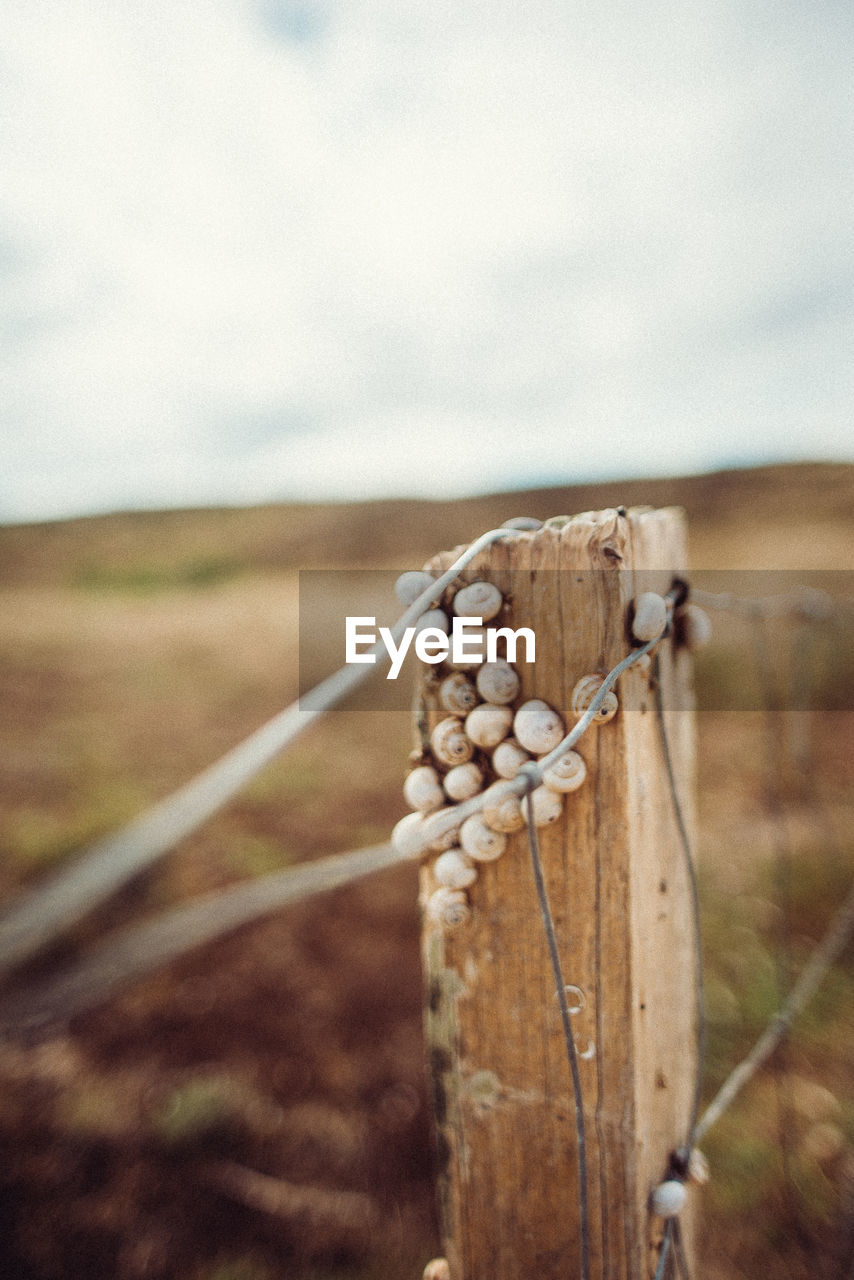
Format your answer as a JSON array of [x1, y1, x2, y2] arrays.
[[416, 508, 698, 1279]]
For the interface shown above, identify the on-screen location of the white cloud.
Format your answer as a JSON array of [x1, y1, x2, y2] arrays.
[[1, 0, 853, 521]]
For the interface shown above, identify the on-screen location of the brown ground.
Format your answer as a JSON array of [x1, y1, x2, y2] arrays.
[[0, 462, 852, 1279]]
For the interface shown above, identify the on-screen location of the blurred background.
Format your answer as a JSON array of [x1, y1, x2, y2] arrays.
[[2, 0, 853, 523], [2, 2, 854, 1278]]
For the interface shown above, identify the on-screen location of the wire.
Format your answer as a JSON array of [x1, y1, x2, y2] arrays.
[[522, 782, 591, 1280], [690, 585, 851, 621], [0, 525, 521, 974], [653, 1221, 673, 1280], [0, 615, 665, 1034], [408, 632, 662, 858], [653, 662, 706, 1151], [0, 842, 403, 1035], [693, 874, 854, 1145], [671, 1218, 692, 1280]]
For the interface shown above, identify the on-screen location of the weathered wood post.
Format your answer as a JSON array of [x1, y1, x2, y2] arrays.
[[415, 508, 698, 1280]]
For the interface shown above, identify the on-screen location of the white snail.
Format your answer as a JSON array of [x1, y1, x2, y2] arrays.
[[571, 675, 618, 724], [424, 805, 465, 852], [501, 516, 542, 531], [429, 825, 463, 853], [650, 1180, 687, 1219], [445, 626, 488, 669], [464, 703, 513, 750], [530, 784, 563, 827], [422, 1261, 451, 1280], [541, 749, 587, 793], [680, 602, 712, 651], [631, 591, 668, 643], [482, 780, 526, 834], [513, 699, 565, 754], [415, 608, 450, 635], [459, 814, 508, 862], [394, 570, 437, 607], [452, 580, 503, 621], [492, 738, 531, 780], [403, 764, 444, 814], [476, 659, 520, 705], [391, 811, 430, 858], [439, 672, 479, 716], [443, 761, 483, 802], [425, 887, 471, 929], [687, 1149, 709, 1187], [433, 848, 478, 889], [394, 804, 463, 858], [431, 717, 475, 766]]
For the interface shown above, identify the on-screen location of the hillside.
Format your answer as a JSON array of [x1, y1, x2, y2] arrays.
[[0, 461, 852, 1280], [1, 461, 852, 586]]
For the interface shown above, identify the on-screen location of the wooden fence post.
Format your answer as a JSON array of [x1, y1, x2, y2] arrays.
[[416, 508, 697, 1280]]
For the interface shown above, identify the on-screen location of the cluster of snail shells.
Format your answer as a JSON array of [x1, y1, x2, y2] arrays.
[[393, 571, 596, 932], [395, 574, 710, 931]]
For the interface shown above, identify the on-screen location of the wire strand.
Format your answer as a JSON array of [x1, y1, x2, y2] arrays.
[[0, 842, 403, 1036], [0, 628, 664, 1034], [408, 633, 661, 858], [0, 525, 520, 974], [690, 585, 851, 622], [671, 1217, 692, 1280], [523, 785, 591, 1280], [693, 874, 854, 1144], [653, 1221, 674, 1280], [653, 662, 706, 1151]]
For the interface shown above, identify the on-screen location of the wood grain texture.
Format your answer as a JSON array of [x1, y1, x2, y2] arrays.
[[418, 508, 697, 1279]]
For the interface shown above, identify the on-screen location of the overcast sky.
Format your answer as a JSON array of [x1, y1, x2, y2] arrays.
[[2, 0, 853, 523]]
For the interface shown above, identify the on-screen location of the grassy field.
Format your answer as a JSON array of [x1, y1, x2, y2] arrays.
[[0, 462, 852, 1279]]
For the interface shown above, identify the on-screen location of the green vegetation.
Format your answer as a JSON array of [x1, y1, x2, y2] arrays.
[[74, 557, 242, 594]]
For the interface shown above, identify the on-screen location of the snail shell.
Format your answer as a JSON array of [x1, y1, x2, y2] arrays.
[[680, 602, 712, 650], [631, 591, 668, 642], [423, 805, 465, 853], [571, 675, 618, 724], [394, 570, 438, 607], [403, 764, 444, 813], [431, 717, 475, 767], [430, 825, 463, 853], [482, 780, 526, 833], [422, 1261, 451, 1280], [492, 738, 531, 779], [415, 608, 450, 635], [687, 1149, 710, 1187], [476, 659, 520, 705], [452, 580, 503, 621], [501, 516, 543, 531], [439, 671, 479, 716], [445, 626, 488, 669], [513, 699, 565, 754], [541, 749, 587, 793], [530, 784, 563, 827], [465, 703, 513, 750], [443, 761, 483, 802], [425, 887, 471, 929], [391, 811, 430, 858], [459, 814, 508, 862], [650, 1180, 687, 1219], [433, 848, 478, 889]]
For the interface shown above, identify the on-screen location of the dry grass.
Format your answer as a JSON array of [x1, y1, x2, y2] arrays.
[[0, 461, 852, 1278]]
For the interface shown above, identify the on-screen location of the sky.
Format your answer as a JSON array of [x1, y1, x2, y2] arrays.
[[1, 0, 853, 523]]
